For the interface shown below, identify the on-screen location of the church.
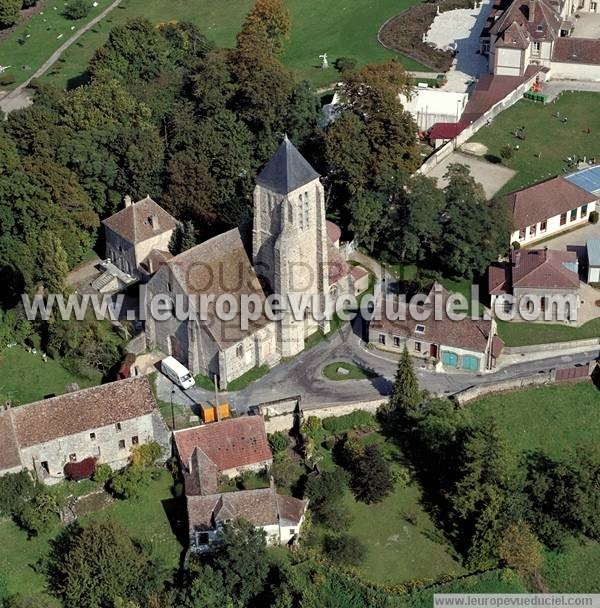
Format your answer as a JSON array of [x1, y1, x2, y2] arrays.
[[143, 137, 350, 389]]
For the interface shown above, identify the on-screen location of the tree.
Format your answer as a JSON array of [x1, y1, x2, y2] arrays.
[[498, 520, 544, 578], [350, 444, 394, 504], [270, 453, 303, 491], [47, 520, 165, 608], [236, 0, 291, 56], [0, 471, 36, 517], [323, 533, 366, 566], [386, 346, 421, 421], [305, 468, 347, 506], [35, 235, 70, 296], [130, 442, 163, 468], [63, 0, 90, 20], [0, 0, 20, 28], [214, 519, 270, 605], [15, 491, 60, 536], [109, 465, 152, 500], [268, 431, 289, 454], [349, 191, 386, 253]]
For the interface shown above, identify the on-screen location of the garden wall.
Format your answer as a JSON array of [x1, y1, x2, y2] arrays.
[[502, 337, 600, 356]]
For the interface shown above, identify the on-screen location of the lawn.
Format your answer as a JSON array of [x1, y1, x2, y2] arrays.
[[543, 539, 600, 593], [469, 382, 600, 461], [0, 345, 101, 405], [226, 363, 270, 391], [0, 0, 107, 87], [0, 470, 182, 602], [497, 316, 600, 347], [467, 91, 600, 196], [28, 0, 432, 91], [322, 361, 377, 381]]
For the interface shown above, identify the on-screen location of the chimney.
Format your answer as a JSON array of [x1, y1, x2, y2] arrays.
[[149, 214, 159, 231], [124, 195, 133, 208], [528, 0, 535, 22]]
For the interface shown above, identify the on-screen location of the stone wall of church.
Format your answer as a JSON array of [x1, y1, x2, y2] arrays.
[[105, 226, 137, 276]]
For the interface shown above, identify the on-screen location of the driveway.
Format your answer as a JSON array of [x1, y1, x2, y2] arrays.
[[424, 151, 516, 198]]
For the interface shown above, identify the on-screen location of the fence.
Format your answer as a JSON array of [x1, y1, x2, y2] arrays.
[[502, 337, 600, 356]]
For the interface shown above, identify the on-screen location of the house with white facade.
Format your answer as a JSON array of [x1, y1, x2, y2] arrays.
[[0, 377, 170, 484], [507, 175, 597, 246]]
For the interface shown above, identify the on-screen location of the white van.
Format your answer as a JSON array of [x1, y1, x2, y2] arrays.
[[161, 356, 195, 390]]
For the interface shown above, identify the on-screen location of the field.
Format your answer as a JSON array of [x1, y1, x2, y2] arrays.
[[0, 470, 182, 602], [467, 91, 600, 196], [0, 346, 101, 405], [19, 0, 433, 91], [469, 382, 600, 460], [497, 317, 600, 347], [322, 361, 377, 381]]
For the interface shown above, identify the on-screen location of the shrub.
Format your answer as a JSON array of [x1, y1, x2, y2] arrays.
[[313, 499, 352, 532], [322, 410, 376, 434], [590, 210, 599, 224], [268, 431, 289, 455], [63, 0, 90, 20], [350, 444, 394, 504], [511, 241, 521, 250], [0, 471, 36, 517], [301, 415, 322, 437], [0, 75, 15, 86], [270, 454, 303, 490], [305, 468, 348, 506], [108, 465, 151, 500], [92, 463, 112, 486], [15, 492, 60, 536], [130, 441, 162, 468], [500, 144, 513, 161], [334, 57, 357, 73], [64, 457, 96, 481], [391, 465, 411, 488], [323, 533, 366, 566]]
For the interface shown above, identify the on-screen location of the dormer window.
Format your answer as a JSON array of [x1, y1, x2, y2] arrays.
[[415, 324, 426, 334], [536, 25, 543, 31]]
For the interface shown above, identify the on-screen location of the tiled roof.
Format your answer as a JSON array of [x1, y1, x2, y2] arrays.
[[490, 0, 560, 42], [495, 21, 530, 48], [428, 121, 468, 140], [169, 227, 272, 347], [512, 248, 579, 289], [371, 285, 494, 354], [187, 487, 306, 531], [491, 335, 505, 359], [10, 377, 157, 448], [507, 176, 597, 230], [174, 417, 272, 473], [256, 136, 320, 195], [0, 410, 21, 472], [488, 263, 510, 295], [553, 38, 600, 65], [102, 197, 178, 244], [184, 447, 219, 496], [326, 220, 342, 244]]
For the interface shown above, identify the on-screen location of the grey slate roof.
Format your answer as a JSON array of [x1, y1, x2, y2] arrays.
[[587, 239, 600, 267], [256, 136, 319, 195]]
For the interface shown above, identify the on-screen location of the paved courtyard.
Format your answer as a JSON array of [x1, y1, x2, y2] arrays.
[[425, 0, 493, 93], [572, 12, 600, 38], [425, 151, 516, 198]]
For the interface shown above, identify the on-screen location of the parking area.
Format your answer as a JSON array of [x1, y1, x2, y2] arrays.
[[425, 151, 516, 198], [532, 221, 600, 258]]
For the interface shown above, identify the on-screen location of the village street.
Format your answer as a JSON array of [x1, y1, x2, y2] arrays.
[[155, 320, 600, 415]]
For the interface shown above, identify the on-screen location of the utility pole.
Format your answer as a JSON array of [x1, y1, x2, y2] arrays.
[[170, 388, 176, 431]]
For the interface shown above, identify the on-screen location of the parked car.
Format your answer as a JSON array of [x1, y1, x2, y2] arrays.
[[161, 356, 195, 390]]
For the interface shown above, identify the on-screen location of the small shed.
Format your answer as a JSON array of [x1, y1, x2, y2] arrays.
[[587, 239, 600, 284], [200, 402, 231, 424]]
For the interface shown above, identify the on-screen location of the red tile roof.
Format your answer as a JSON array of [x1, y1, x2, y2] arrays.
[[326, 220, 342, 244], [512, 248, 579, 289], [553, 38, 600, 65], [174, 417, 272, 472], [428, 122, 468, 140], [10, 377, 157, 448], [507, 176, 597, 230], [0, 410, 21, 472], [491, 335, 505, 359]]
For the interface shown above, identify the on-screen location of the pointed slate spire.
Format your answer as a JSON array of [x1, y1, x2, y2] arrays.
[[256, 135, 320, 195]]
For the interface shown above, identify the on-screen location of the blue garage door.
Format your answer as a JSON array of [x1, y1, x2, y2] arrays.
[[462, 355, 480, 371], [442, 351, 458, 367]]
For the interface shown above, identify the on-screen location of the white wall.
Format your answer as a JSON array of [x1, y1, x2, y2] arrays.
[[550, 61, 600, 81], [589, 267, 600, 283], [496, 48, 524, 76]]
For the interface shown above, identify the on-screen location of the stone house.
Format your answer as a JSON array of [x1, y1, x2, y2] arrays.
[[488, 247, 580, 322], [369, 285, 503, 372], [103, 196, 178, 281], [145, 137, 331, 387], [326, 220, 369, 298], [0, 377, 170, 484], [507, 176, 597, 246]]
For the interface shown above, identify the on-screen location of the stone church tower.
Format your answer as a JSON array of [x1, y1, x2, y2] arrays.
[[252, 137, 330, 358]]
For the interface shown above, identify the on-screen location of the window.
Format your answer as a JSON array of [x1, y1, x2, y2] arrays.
[[393, 336, 401, 347], [236, 344, 243, 358], [115, 423, 122, 431], [415, 324, 425, 334], [560, 212, 567, 226], [118, 439, 126, 450], [90, 432, 96, 440], [533, 41, 541, 54], [519, 228, 526, 241], [198, 532, 210, 544], [540, 220, 547, 232], [378, 334, 386, 345], [536, 25, 543, 32], [570, 208, 578, 222], [69, 453, 77, 462], [131, 436, 139, 445], [289, 528, 296, 535], [167, 281, 172, 292], [414, 341, 422, 352], [529, 224, 537, 236], [581, 204, 588, 217], [592, 2, 597, 9], [40, 461, 50, 474]]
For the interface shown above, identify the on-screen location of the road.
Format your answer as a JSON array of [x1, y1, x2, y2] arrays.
[[0, 0, 122, 115], [155, 320, 600, 415]]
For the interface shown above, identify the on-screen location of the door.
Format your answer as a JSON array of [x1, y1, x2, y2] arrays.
[[442, 351, 458, 367], [430, 344, 438, 359], [462, 355, 480, 371]]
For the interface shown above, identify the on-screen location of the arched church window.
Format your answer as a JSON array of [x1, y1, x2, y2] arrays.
[[287, 200, 294, 224], [298, 194, 304, 229], [303, 192, 310, 229]]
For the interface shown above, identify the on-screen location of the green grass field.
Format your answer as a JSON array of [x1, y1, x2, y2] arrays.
[[0, 346, 101, 405], [468, 91, 600, 195], [497, 317, 600, 347], [322, 361, 377, 381], [469, 382, 600, 460], [26, 0, 432, 90], [0, 470, 181, 602], [543, 539, 600, 593]]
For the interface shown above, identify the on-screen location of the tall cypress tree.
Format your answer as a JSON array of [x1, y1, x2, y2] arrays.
[[388, 345, 421, 418]]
